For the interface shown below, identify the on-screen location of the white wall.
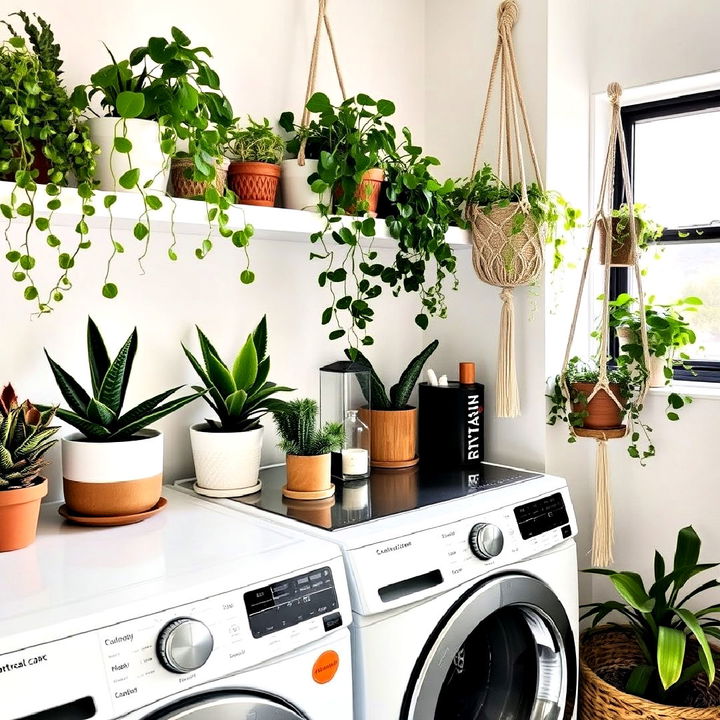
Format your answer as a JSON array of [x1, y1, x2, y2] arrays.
[[0, 0, 429, 502]]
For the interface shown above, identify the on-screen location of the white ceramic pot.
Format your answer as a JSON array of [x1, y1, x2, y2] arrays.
[[280, 159, 330, 211], [190, 424, 264, 493], [61, 429, 163, 516], [86, 117, 170, 193]]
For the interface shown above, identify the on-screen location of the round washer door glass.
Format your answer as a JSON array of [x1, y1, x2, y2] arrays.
[[143, 692, 305, 720], [406, 575, 576, 720]]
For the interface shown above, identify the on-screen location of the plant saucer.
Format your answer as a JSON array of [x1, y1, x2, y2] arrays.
[[58, 497, 167, 527], [193, 480, 262, 498]]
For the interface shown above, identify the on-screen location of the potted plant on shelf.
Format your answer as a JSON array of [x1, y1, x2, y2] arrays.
[[224, 117, 285, 207], [44, 317, 202, 519], [170, 155, 227, 200], [0, 13, 98, 313], [598, 202, 663, 266], [183, 317, 293, 497], [278, 109, 332, 210], [609, 293, 702, 388], [273, 398, 343, 500], [581, 525, 720, 717], [0, 384, 59, 551], [348, 339, 438, 468]]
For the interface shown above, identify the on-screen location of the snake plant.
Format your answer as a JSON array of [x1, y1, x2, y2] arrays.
[[183, 316, 292, 432], [45, 318, 202, 441], [0, 384, 59, 488], [347, 339, 439, 410]]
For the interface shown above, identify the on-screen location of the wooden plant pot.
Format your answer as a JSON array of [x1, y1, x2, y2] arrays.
[[571, 382, 625, 430], [359, 407, 418, 469], [170, 157, 227, 199], [283, 453, 334, 500], [0, 478, 47, 552], [334, 168, 384, 217], [61, 430, 163, 517], [228, 161, 281, 206], [598, 217, 641, 266], [580, 626, 720, 719]]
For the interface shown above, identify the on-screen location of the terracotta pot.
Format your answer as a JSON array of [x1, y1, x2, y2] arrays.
[[0, 478, 47, 552], [61, 429, 163, 516], [598, 216, 641, 266], [286, 454, 332, 494], [571, 382, 625, 429], [334, 168, 384, 216], [170, 157, 227, 199], [359, 407, 418, 468], [227, 161, 281, 206]]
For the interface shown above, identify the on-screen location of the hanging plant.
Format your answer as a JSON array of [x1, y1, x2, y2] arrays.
[[0, 13, 98, 312], [71, 27, 255, 296]]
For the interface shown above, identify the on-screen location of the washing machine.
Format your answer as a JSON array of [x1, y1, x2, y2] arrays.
[[176, 462, 580, 720], [0, 487, 353, 720]]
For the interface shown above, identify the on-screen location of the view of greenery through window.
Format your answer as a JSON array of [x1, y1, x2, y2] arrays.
[[631, 109, 720, 361]]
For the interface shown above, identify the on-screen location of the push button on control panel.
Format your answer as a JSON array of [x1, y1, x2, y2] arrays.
[[322, 612, 342, 632]]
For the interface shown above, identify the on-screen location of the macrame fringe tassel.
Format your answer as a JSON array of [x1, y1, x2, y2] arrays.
[[591, 439, 614, 566], [496, 287, 520, 417]]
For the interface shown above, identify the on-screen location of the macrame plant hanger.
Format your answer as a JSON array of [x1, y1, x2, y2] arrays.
[[561, 82, 651, 566], [296, 0, 347, 166], [466, 0, 544, 419]]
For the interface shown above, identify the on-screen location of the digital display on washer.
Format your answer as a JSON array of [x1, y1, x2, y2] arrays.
[[514, 493, 569, 540], [244, 566, 338, 638]]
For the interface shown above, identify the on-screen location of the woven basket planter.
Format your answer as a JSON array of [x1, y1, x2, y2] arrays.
[[598, 216, 640, 266], [467, 201, 545, 287], [170, 158, 227, 199], [228, 161, 281, 207], [581, 626, 720, 719]]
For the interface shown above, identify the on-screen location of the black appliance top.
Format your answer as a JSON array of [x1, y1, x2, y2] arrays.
[[222, 462, 543, 531]]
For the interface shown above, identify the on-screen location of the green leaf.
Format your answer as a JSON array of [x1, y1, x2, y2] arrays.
[[206, 351, 236, 400], [115, 386, 190, 429], [86, 398, 116, 427], [390, 339, 439, 408], [181, 343, 226, 420], [134, 222, 149, 240], [109, 392, 203, 439], [104, 194, 117, 209], [657, 626, 686, 690], [23, 286, 38, 301], [306, 92, 331, 113], [35, 217, 49, 231], [675, 608, 715, 685], [98, 328, 138, 415], [44, 350, 91, 416], [116, 91, 145, 119], [674, 526, 701, 572], [145, 195, 163, 211], [102, 283, 119, 299], [113, 136, 133, 154], [329, 329, 345, 340], [415, 313, 429, 330], [226, 389, 248, 417], [252, 315, 268, 361], [171, 26, 191, 46], [610, 572, 655, 613], [87, 317, 111, 397], [232, 334, 259, 391], [119, 168, 141, 190], [54, 408, 111, 440], [377, 99, 396, 116], [240, 269, 255, 284], [626, 665, 655, 696]]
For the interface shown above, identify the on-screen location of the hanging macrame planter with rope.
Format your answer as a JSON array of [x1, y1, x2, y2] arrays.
[[466, 0, 545, 419], [560, 83, 651, 567]]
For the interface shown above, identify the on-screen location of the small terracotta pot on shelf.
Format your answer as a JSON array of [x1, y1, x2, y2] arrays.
[[0, 478, 47, 552], [598, 216, 641, 266], [170, 157, 227, 199], [359, 407, 418, 469], [283, 453, 334, 500], [228, 161, 281, 206], [334, 168, 385, 217], [571, 382, 625, 430]]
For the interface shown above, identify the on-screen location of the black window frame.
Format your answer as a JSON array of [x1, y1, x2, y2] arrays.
[[611, 89, 720, 382]]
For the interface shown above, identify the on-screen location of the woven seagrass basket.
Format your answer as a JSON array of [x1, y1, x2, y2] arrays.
[[170, 157, 227, 199], [581, 626, 720, 720], [467, 201, 545, 288]]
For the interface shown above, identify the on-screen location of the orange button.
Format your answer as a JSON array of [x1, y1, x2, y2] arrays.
[[312, 650, 340, 684]]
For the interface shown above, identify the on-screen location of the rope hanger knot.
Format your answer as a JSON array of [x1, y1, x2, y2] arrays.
[[497, 0, 519, 34], [607, 82, 623, 106], [499, 287, 513, 304]]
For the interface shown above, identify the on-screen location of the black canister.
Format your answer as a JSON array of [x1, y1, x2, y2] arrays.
[[419, 362, 484, 467]]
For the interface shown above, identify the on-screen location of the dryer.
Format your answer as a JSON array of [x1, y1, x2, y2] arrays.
[[176, 462, 580, 720], [0, 488, 353, 720]]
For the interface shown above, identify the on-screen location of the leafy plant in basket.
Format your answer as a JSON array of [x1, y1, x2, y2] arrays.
[[0, 13, 98, 312], [582, 525, 720, 706], [600, 203, 663, 261], [44, 317, 202, 440], [71, 27, 255, 296]]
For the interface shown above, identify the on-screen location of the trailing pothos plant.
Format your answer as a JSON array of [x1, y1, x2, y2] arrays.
[[453, 163, 581, 271], [0, 13, 98, 312], [71, 27, 255, 298], [582, 526, 720, 705], [280, 92, 461, 352]]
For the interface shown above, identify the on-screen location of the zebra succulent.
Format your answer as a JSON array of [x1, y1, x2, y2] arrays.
[[0, 384, 59, 489], [45, 318, 203, 441]]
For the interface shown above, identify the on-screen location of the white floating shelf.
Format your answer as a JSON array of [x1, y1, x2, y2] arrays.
[[0, 180, 470, 248]]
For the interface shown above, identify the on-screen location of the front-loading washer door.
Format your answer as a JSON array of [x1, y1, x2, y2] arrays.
[[142, 691, 307, 720], [402, 574, 576, 720]]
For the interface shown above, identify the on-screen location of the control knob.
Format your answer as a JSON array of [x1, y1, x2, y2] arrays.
[[469, 523, 504, 560], [157, 618, 214, 674]]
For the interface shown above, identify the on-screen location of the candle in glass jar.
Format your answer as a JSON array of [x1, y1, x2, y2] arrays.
[[342, 448, 369, 477]]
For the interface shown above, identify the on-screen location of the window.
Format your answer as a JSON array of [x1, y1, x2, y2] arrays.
[[612, 89, 720, 381]]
